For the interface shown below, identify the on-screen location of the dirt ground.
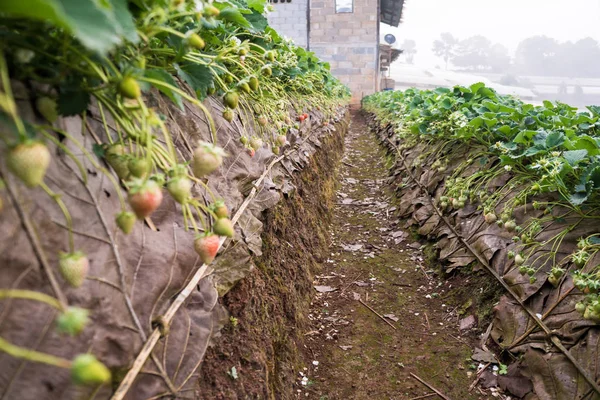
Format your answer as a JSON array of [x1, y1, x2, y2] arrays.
[[295, 112, 496, 400]]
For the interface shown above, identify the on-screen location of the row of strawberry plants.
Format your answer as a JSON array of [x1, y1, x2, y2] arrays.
[[363, 85, 600, 322], [0, 0, 349, 388]]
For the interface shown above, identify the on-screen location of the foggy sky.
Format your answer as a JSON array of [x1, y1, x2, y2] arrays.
[[381, 0, 600, 67]]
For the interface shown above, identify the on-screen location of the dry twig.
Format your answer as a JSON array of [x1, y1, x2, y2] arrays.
[[358, 299, 397, 330], [410, 373, 452, 400]]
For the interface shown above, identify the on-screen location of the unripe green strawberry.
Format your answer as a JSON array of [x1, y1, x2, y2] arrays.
[[6, 141, 51, 187], [116, 211, 136, 234], [56, 307, 89, 336], [261, 65, 272, 76], [192, 141, 226, 177], [276, 134, 287, 146], [15, 48, 35, 64], [203, 4, 220, 17], [224, 74, 234, 84], [59, 251, 89, 288], [223, 108, 234, 122], [257, 115, 268, 126], [36, 96, 58, 123], [518, 265, 528, 275], [187, 33, 205, 50], [238, 82, 251, 94], [194, 233, 220, 264], [128, 180, 163, 219], [272, 145, 280, 155], [71, 354, 111, 385], [213, 200, 228, 218], [213, 217, 234, 237], [264, 51, 276, 62], [167, 176, 192, 204], [515, 254, 525, 266], [106, 143, 125, 156], [107, 154, 130, 180], [484, 213, 497, 224], [249, 136, 263, 150], [249, 76, 259, 91], [240, 136, 249, 145], [128, 158, 152, 178], [505, 220, 517, 232], [238, 48, 248, 56], [223, 91, 239, 109], [207, 86, 216, 96], [119, 77, 141, 99]]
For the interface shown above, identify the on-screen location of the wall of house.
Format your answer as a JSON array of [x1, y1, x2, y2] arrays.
[[266, 0, 309, 48], [309, 0, 379, 104]]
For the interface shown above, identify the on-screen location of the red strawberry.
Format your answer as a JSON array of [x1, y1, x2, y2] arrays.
[[247, 148, 255, 157], [59, 251, 89, 288], [276, 135, 287, 146], [213, 200, 228, 218], [303, 113, 309, 119], [128, 180, 163, 219], [167, 176, 192, 204], [213, 217, 234, 238], [71, 354, 111, 385], [194, 234, 220, 264], [6, 141, 51, 187], [191, 141, 226, 177], [297, 115, 305, 122], [116, 211, 136, 234]]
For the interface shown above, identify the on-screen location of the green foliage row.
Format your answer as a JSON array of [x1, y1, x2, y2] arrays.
[[364, 85, 600, 323]]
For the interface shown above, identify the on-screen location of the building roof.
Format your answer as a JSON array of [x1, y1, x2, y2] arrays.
[[380, 0, 405, 27]]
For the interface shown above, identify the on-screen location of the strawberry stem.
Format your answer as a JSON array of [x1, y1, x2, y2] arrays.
[[0, 336, 72, 369], [41, 182, 75, 253], [0, 52, 27, 140], [0, 289, 63, 310]]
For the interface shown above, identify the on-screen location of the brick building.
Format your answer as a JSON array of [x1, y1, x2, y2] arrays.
[[267, 0, 405, 103]]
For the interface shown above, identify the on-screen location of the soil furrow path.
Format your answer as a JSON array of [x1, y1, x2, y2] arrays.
[[298, 111, 485, 399]]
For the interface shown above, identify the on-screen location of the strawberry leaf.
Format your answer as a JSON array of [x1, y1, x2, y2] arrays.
[[144, 69, 184, 110], [174, 63, 214, 101]]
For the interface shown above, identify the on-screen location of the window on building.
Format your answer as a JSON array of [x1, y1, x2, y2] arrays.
[[335, 0, 353, 13]]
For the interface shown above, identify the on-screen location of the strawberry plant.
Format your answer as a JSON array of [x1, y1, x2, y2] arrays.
[[0, 0, 349, 389], [364, 84, 600, 323]]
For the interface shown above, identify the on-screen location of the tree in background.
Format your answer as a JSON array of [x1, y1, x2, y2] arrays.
[[401, 39, 417, 64], [514, 36, 559, 76], [515, 35, 600, 77], [452, 35, 492, 70], [437, 35, 510, 73], [487, 43, 511, 72], [432, 33, 459, 70]]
